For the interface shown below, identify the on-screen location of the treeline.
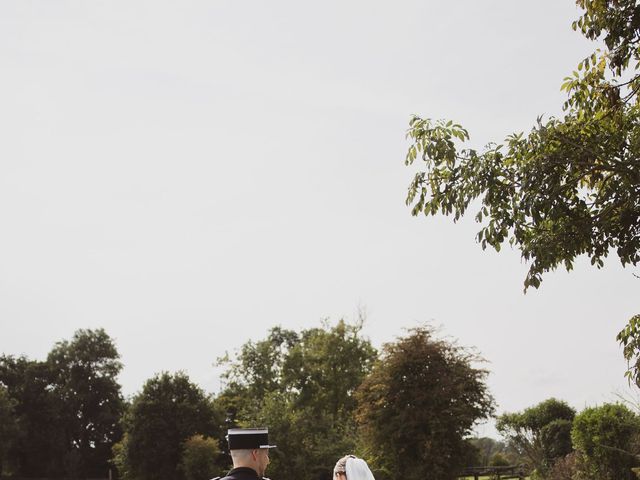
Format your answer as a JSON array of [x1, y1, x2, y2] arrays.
[[0, 323, 491, 480], [1, 323, 639, 480]]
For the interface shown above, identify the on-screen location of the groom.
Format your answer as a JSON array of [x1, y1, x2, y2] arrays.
[[216, 428, 277, 480]]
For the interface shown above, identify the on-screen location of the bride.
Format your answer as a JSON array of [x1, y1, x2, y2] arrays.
[[333, 455, 375, 480]]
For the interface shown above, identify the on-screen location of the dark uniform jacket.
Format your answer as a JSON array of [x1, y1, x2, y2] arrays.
[[215, 466, 265, 480]]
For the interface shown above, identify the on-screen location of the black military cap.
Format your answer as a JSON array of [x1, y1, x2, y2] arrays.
[[227, 428, 277, 450]]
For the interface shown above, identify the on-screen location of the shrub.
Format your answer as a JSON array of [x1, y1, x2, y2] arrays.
[[489, 452, 510, 467], [571, 403, 640, 480], [497, 398, 575, 476], [181, 435, 221, 480]]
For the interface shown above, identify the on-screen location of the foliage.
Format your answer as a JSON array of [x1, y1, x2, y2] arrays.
[[405, 0, 640, 386], [117, 371, 222, 480], [559, 0, 640, 389], [496, 398, 575, 476], [540, 419, 574, 464], [489, 452, 510, 467], [618, 314, 640, 387], [111, 433, 131, 480], [217, 320, 377, 480], [0, 355, 66, 476], [217, 325, 300, 422], [47, 328, 125, 477], [355, 326, 495, 480], [458, 440, 481, 469], [181, 435, 221, 480], [469, 438, 511, 467], [404, 2, 640, 292], [254, 391, 359, 480], [571, 403, 640, 480], [0, 328, 123, 477], [0, 385, 17, 475], [468, 437, 524, 467]]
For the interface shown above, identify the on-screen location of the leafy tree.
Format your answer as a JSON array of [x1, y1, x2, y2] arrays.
[[457, 440, 482, 469], [405, 1, 640, 291], [117, 371, 222, 480], [469, 438, 503, 467], [403, 0, 640, 381], [111, 433, 131, 480], [496, 398, 575, 476], [0, 329, 124, 477], [217, 325, 301, 423], [181, 435, 221, 480], [490, 452, 510, 467], [468, 437, 521, 467], [217, 320, 377, 480], [0, 385, 17, 475], [618, 314, 640, 387], [571, 403, 640, 480], [540, 419, 574, 465], [47, 328, 125, 477], [0, 355, 67, 476], [355, 326, 494, 480]]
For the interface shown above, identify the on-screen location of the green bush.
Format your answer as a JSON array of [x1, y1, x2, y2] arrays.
[[571, 403, 640, 480], [181, 435, 221, 480], [489, 452, 510, 467], [497, 398, 575, 475]]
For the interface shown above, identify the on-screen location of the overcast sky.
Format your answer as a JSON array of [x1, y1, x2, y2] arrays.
[[1, 1, 638, 437]]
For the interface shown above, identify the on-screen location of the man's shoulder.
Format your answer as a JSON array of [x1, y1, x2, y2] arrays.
[[218, 467, 262, 480]]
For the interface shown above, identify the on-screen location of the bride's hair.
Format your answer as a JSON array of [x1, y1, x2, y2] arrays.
[[334, 455, 375, 480]]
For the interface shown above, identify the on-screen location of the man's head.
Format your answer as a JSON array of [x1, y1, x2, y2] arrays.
[[230, 448, 270, 477], [227, 428, 276, 477]]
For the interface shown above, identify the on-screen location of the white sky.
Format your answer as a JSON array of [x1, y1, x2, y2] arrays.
[[1, 1, 638, 437]]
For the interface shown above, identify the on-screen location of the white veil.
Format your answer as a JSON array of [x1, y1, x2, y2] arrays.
[[345, 457, 375, 480]]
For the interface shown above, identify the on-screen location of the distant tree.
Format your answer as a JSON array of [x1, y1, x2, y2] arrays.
[[111, 433, 131, 480], [571, 403, 640, 480], [0, 385, 17, 475], [469, 437, 518, 467], [217, 320, 377, 480], [496, 398, 575, 476], [217, 325, 301, 423], [181, 435, 221, 480], [0, 355, 67, 476], [47, 328, 124, 477], [458, 440, 481, 469], [355, 326, 494, 480], [118, 372, 222, 480], [0, 329, 124, 477], [470, 438, 496, 466], [490, 452, 510, 467]]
